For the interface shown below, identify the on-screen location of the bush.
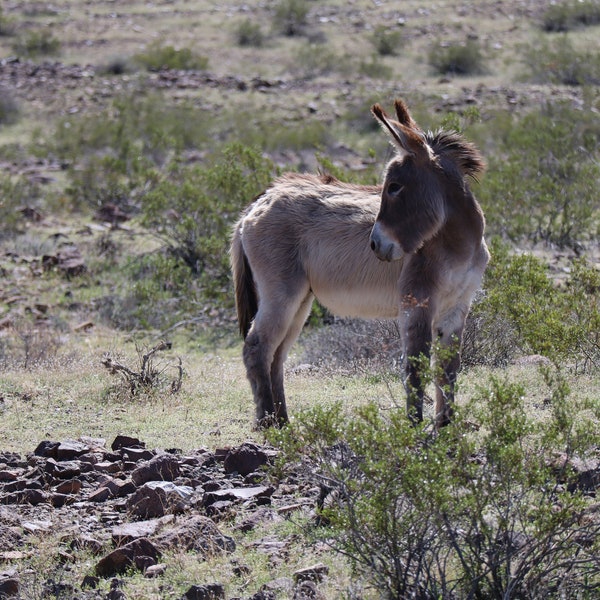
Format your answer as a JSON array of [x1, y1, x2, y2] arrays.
[[51, 92, 219, 211], [0, 86, 19, 125], [272, 0, 309, 36], [0, 175, 41, 240], [294, 43, 354, 78], [522, 35, 600, 85], [0, 7, 16, 36], [12, 29, 60, 57], [541, 0, 600, 31], [476, 101, 600, 246], [139, 143, 276, 300], [369, 25, 405, 56], [271, 371, 600, 599], [133, 41, 208, 71], [428, 38, 486, 75], [470, 241, 600, 373], [235, 18, 264, 47]]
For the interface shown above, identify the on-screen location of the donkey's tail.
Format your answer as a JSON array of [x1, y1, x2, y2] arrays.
[[230, 221, 258, 338]]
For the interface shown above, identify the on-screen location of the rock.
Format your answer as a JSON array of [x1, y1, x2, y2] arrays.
[[54, 479, 82, 495], [144, 563, 167, 578], [293, 580, 326, 599], [95, 537, 161, 577], [111, 435, 145, 451], [223, 443, 274, 476], [127, 481, 193, 518], [293, 563, 329, 584], [33, 440, 59, 458], [183, 583, 225, 600], [56, 440, 90, 460], [70, 535, 105, 555], [131, 453, 180, 485], [0, 575, 19, 597], [0, 527, 22, 551], [153, 515, 235, 556]]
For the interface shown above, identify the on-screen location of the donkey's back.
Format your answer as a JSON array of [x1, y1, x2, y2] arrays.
[[233, 173, 404, 323]]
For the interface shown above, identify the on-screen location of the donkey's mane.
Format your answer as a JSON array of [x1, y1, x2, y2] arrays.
[[427, 130, 485, 181]]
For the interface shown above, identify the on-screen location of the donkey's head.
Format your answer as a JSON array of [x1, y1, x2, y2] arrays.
[[369, 99, 485, 261]]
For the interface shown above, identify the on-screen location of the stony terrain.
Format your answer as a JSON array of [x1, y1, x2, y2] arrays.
[[0, 0, 599, 598], [0, 436, 330, 599]]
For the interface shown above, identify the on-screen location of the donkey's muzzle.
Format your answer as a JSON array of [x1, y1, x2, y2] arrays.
[[370, 222, 403, 262]]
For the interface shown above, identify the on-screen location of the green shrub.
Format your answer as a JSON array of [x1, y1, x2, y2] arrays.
[[235, 18, 264, 47], [0, 7, 16, 36], [133, 41, 208, 71], [471, 241, 600, 373], [428, 38, 486, 75], [51, 92, 219, 211], [0, 175, 41, 240], [139, 143, 276, 301], [0, 86, 18, 125], [369, 25, 405, 56], [541, 0, 600, 31], [358, 55, 393, 80], [295, 43, 354, 78], [477, 102, 600, 245], [271, 371, 600, 598], [522, 35, 600, 85], [272, 0, 309, 36], [12, 29, 60, 57]]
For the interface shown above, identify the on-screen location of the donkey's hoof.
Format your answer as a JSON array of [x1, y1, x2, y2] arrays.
[[254, 413, 287, 430]]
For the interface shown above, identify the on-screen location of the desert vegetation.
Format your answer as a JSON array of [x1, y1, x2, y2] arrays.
[[0, 0, 599, 598]]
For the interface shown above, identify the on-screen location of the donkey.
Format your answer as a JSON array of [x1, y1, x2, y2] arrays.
[[231, 98, 489, 428]]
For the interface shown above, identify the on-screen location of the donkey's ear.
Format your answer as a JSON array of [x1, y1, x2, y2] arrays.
[[371, 102, 430, 159], [393, 98, 416, 128]]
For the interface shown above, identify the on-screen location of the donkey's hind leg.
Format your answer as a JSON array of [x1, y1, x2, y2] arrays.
[[243, 284, 311, 428], [270, 293, 314, 425]]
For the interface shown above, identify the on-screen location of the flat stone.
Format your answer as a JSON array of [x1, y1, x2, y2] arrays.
[[111, 516, 174, 546], [56, 441, 90, 460]]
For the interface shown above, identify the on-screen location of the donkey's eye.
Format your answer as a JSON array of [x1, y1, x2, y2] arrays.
[[387, 182, 402, 196]]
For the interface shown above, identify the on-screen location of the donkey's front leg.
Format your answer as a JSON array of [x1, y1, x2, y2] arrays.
[[403, 304, 434, 424], [434, 308, 468, 428]]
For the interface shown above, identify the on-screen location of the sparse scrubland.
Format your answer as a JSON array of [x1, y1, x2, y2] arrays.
[[0, 0, 599, 598]]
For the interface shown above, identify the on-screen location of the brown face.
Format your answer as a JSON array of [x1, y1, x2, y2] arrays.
[[370, 155, 446, 261]]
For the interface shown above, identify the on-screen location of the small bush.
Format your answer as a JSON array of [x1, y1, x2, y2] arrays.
[[369, 25, 405, 56], [271, 371, 600, 599], [358, 55, 393, 80], [133, 41, 208, 71], [235, 18, 264, 47], [0, 8, 16, 36], [272, 0, 309, 36], [12, 29, 60, 57], [471, 241, 600, 373], [0, 86, 19, 125], [294, 43, 354, 78], [522, 35, 600, 85], [97, 56, 137, 75], [428, 38, 486, 76], [0, 175, 41, 240], [541, 0, 600, 31]]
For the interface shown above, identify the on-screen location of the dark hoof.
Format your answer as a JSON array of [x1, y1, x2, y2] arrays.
[[254, 413, 289, 430]]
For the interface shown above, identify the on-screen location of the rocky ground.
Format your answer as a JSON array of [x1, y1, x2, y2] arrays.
[[0, 436, 332, 599]]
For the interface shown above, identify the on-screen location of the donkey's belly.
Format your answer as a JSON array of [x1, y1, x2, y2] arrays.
[[311, 284, 400, 319]]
